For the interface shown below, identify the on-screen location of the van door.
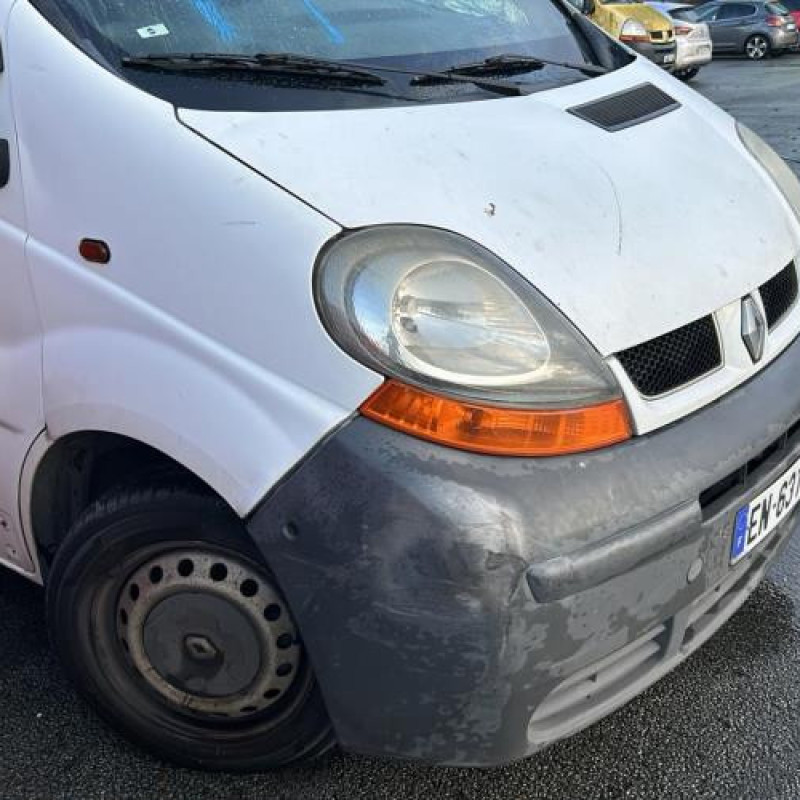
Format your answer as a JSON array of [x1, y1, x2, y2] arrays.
[[0, 4, 43, 574]]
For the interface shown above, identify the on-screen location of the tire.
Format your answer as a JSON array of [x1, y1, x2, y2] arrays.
[[46, 487, 335, 771], [675, 67, 699, 81], [745, 34, 770, 60]]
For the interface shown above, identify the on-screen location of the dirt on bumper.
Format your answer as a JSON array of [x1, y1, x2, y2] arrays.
[[247, 335, 800, 765]]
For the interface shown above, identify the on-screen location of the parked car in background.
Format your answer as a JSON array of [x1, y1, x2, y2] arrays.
[[780, 0, 800, 42], [588, 0, 678, 68], [693, 0, 798, 58], [647, 2, 713, 79]]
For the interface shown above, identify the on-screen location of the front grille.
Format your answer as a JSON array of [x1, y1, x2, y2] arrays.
[[567, 83, 681, 132], [616, 316, 722, 397], [759, 262, 798, 330]]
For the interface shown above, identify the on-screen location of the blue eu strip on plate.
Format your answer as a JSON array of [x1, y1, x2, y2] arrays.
[[731, 505, 750, 561]]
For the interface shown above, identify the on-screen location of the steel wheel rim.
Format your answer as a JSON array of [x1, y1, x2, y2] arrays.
[[116, 549, 301, 719]]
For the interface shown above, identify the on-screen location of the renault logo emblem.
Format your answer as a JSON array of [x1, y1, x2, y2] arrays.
[[741, 295, 767, 363]]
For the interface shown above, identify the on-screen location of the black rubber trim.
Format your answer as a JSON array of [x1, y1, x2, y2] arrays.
[[526, 502, 700, 602], [0, 140, 9, 188]]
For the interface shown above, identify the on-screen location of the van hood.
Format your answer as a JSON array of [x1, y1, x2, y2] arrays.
[[179, 65, 799, 356]]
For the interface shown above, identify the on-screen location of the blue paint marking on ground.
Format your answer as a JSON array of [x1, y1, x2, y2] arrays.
[[732, 505, 750, 560], [300, 0, 345, 44], [192, 0, 237, 43]]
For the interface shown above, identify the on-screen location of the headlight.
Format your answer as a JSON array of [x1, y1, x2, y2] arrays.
[[619, 19, 650, 43], [316, 226, 619, 407], [315, 227, 631, 456], [737, 122, 800, 224]]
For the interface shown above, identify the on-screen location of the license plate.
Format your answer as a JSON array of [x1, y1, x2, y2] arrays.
[[664, 53, 676, 63], [731, 460, 800, 563]]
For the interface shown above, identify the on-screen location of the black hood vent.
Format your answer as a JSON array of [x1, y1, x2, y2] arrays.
[[568, 83, 681, 132]]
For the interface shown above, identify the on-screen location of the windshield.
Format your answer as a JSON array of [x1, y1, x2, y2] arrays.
[[33, 0, 627, 110], [671, 6, 701, 20]]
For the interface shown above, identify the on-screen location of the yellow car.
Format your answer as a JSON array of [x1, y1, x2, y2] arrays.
[[588, 0, 677, 69]]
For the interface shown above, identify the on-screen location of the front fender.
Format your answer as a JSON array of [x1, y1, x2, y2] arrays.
[[27, 239, 357, 516]]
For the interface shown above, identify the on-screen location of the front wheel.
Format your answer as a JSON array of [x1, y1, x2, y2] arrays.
[[675, 67, 700, 81], [745, 34, 770, 60], [46, 487, 334, 771]]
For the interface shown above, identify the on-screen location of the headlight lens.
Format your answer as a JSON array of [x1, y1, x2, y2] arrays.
[[737, 122, 800, 223], [390, 258, 549, 386], [619, 19, 649, 42], [315, 226, 620, 408]]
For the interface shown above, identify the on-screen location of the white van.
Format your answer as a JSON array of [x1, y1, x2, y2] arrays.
[[3, 0, 800, 772]]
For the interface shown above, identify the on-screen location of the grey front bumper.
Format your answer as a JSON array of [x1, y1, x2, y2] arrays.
[[247, 334, 800, 766]]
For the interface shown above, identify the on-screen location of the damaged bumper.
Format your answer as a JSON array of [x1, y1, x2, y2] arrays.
[[247, 335, 800, 766]]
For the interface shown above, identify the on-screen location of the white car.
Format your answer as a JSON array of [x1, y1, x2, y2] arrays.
[[647, 1, 714, 79], [2, 0, 800, 773]]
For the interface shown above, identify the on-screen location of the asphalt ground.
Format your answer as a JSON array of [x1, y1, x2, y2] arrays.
[[2, 57, 800, 800], [693, 57, 800, 173]]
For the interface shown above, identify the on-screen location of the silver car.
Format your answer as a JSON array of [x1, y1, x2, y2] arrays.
[[693, 0, 799, 59], [647, 2, 714, 78]]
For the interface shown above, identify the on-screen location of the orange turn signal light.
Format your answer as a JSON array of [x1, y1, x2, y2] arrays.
[[360, 380, 632, 457]]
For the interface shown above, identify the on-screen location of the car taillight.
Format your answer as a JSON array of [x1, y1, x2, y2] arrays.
[[766, 14, 784, 25], [675, 24, 692, 35]]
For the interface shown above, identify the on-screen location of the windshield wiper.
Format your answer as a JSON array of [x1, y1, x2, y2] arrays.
[[121, 53, 388, 86], [122, 51, 530, 97], [411, 53, 609, 86]]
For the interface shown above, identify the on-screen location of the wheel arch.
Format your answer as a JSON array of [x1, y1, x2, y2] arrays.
[[23, 429, 234, 577]]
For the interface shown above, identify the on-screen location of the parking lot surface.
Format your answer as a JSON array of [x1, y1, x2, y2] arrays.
[[2, 58, 800, 800], [693, 58, 800, 171]]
